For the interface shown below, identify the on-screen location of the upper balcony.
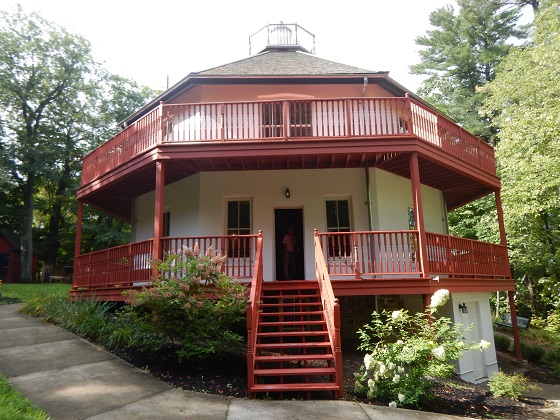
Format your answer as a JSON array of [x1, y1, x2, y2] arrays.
[[80, 96, 496, 188]]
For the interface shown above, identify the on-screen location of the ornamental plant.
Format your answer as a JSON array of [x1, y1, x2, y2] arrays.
[[125, 244, 247, 360], [354, 289, 489, 408]]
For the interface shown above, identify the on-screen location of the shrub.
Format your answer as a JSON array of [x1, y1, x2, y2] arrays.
[[488, 371, 540, 400], [542, 350, 560, 379], [520, 341, 545, 363], [354, 289, 489, 408], [493, 333, 511, 352], [125, 244, 247, 360]]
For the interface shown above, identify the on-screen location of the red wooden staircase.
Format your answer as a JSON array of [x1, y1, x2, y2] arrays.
[[247, 281, 343, 398]]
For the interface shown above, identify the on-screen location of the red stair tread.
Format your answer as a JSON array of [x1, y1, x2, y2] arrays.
[[250, 383, 340, 392], [258, 321, 326, 328], [260, 302, 321, 307], [256, 341, 331, 349], [255, 354, 334, 362], [260, 310, 324, 317], [254, 367, 337, 376], [257, 330, 328, 337]]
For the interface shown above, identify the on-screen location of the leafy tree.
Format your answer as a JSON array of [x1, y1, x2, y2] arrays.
[[0, 6, 160, 274], [0, 6, 95, 280], [484, 0, 560, 315], [410, 0, 527, 143]]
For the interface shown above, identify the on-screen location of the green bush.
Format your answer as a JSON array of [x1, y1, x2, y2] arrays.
[[488, 371, 540, 400], [493, 334, 511, 352], [542, 350, 560, 379], [125, 244, 247, 360], [354, 289, 489, 408], [520, 341, 545, 363]]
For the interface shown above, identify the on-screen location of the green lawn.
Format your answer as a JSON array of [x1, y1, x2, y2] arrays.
[[0, 374, 50, 420], [0, 283, 71, 303]]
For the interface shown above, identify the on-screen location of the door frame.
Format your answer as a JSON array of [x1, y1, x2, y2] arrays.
[[274, 208, 304, 280]]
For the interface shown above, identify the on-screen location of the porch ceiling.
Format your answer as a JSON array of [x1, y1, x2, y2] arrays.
[[81, 141, 497, 222]]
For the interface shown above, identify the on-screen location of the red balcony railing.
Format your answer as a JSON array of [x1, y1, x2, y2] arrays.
[[80, 97, 496, 186], [316, 231, 510, 279]]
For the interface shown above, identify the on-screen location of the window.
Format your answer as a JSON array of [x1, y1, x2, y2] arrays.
[[408, 207, 416, 230], [325, 199, 352, 256], [289, 101, 312, 137], [226, 200, 251, 258], [163, 211, 170, 237], [261, 102, 283, 137], [261, 101, 313, 138]]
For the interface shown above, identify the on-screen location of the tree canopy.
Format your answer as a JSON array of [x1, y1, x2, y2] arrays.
[[484, 0, 560, 312], [0, 6, 158, 278], [410, 0, 527, 143]]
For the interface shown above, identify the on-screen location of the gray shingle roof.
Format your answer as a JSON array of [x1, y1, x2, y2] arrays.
[[195, 50, 383, 76]]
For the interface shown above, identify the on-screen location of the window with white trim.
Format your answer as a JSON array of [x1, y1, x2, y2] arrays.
[[325, 199, 352, 256], [226, 199, 251, 258]]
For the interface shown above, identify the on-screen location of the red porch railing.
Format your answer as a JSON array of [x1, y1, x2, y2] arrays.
[[73, 234, 260, 293], [314, 230, 343, 397], [162, 234, 259, 280], [73, 231, 511, 295], [425, 232, 511, 278], [316, 230, 510, 280], [245, 231, 264, 394], [317, 231, 422, 278], [73, 239, 154, 290], [80, 97, 496, 186]]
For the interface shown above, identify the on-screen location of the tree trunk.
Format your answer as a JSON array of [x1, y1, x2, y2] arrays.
[[522, 273, 537, 316], [45, 155, 71, 266], [20, 174, 35, 282]]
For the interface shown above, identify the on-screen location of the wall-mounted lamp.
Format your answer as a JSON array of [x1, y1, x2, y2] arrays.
[[458, 303, 468, 314], [285, 188, 291, 198]]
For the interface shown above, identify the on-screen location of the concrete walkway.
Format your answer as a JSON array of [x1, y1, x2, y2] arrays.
[[0, 303, 555, 420]]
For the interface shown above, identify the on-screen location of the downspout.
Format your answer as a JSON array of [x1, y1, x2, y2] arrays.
[[365, 163, 378, 311]]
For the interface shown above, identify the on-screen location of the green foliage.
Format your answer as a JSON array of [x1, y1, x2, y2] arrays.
[[126, 245, 247, 360], [410, 0, 527, 142], [354, 289, 488, 408], [0, 373, 50, 420], [484, 1, 560, 316], [21, 295, 164, 352], [520, 342, 545, 363], [493, 334, 511, 352], [488, 371, 540, 400]]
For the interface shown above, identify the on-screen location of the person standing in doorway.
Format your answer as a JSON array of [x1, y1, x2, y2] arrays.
[[282, 226, 297, 280]]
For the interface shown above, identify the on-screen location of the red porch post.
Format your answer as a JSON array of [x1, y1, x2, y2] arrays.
[[74, 200, 83, 258], [495, 190, 508, 247], [508, 290, 523, 361], [496, 191, 522, 359], [410, 152, 429, 277], [153, 161, 165, 267]]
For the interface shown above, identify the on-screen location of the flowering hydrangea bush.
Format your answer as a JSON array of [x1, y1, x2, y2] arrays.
[[125, 244, 247, 360], [354, 289, 489, 408]]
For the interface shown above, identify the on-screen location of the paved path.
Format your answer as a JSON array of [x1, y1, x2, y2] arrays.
[[0, 303, 556, 419]]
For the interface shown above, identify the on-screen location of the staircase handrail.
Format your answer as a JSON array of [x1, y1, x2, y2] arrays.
[[246, 230, 263, 393], [314, 229, 343, 397]]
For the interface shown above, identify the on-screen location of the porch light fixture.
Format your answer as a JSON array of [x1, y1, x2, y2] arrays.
[[285, 188, 291, 198], [459, 303, 468, 314]]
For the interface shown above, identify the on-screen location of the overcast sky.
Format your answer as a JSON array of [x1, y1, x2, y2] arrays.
[[0, 0, 487, 93]]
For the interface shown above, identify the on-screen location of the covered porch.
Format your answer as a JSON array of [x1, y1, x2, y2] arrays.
[[70, 229, 514, 301]]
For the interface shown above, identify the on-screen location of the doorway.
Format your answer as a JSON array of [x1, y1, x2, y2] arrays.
[[275, 209, 304, 280], [465, 302, 486, 381]]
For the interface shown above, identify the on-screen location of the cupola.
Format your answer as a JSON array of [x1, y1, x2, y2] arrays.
[[249, 22, 315, 55]]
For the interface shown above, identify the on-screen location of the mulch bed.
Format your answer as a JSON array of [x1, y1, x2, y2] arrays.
[[107, 342, 558, 419]]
